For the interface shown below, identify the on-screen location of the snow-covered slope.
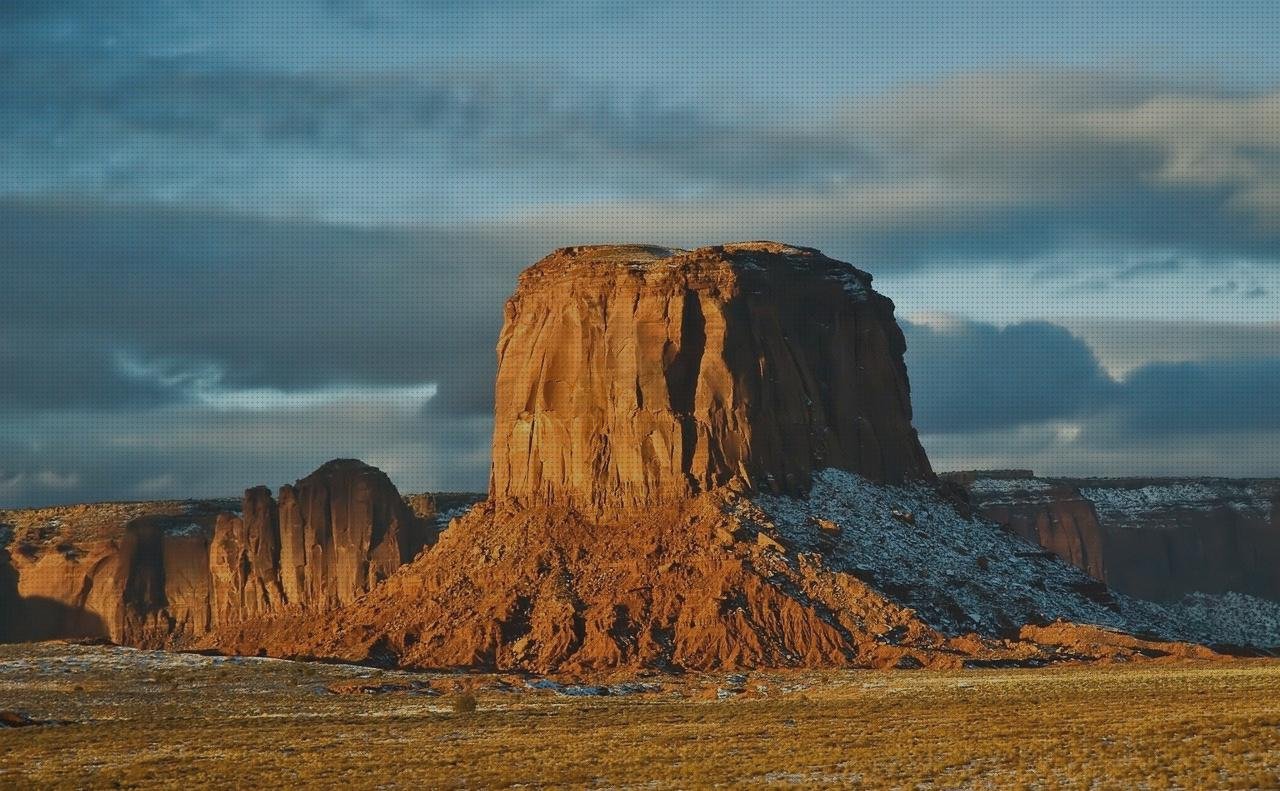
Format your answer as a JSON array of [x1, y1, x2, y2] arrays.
[[745, 470, 1280, 649]]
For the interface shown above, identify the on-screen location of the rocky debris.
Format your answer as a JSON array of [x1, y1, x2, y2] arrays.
[[0, 710, 39, 727], [490, 243, 932, 514], [1161, 592, 1280, 650], [952, 473, 1280, 603], [208, 478, 1232, 672], [0, 461, 437, 647]]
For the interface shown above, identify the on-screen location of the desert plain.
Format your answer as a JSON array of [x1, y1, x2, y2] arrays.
[[1, 642, 1277, 789]]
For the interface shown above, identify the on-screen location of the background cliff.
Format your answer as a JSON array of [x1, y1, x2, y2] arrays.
[[0, 461, 458, 646], [953, 472, 1280, 602]]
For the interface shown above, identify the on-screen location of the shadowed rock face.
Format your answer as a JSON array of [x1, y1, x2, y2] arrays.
[[490, 243, 933, 513], [955, 474, 1280, 602]]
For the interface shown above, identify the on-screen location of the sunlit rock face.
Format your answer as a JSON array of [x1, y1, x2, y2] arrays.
[[195, 245, 1280, 672], [489, 242, 933, 513], [209, 459, 434, 624], [0, 460, 438, 647]]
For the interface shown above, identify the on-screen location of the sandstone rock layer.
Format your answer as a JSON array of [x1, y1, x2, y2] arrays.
[[210, 459, 431, 625], [0, 460, 438, 646], [490, 243, 932, 512]]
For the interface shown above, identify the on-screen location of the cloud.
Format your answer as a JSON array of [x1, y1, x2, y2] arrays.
[[0, 50, 871, 220], [906, 314, 1280, 436], [1113, 256, 1183, 283], [113, 350, 438, 413], [0, 199, 520, 417], [905, 315, 1280, 475], [1059, 319, 1280, 378], [903, 317, 1117, 432], [6, 21, 1280, 270], [0, 389, 493, 508], [5, 7, 1280, 500], [1115, 358, 1280, 435]]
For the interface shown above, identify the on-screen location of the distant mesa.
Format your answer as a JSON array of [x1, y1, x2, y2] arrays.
[[952, 472, 1280, 604]]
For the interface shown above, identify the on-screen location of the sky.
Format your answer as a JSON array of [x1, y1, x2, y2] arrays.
[[4, 1, 1280, 506]]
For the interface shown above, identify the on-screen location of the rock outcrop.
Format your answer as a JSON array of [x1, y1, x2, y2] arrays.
[[0, 501, 231, 645], [213, 467, 1247, 671], [490, 243, 932, 513], [955, 473, 1280, 603], [0, 460, 444, 646], [12, 243, 1276, 668], [204, 243, 1271, 671], [210, 459, 432, 626]]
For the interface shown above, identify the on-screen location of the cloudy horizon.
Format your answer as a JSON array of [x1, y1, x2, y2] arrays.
[[4, 1, 1280, 506]]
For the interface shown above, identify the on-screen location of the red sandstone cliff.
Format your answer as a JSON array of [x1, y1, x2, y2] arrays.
[[490, 243, 932, 513], [0, 460, 440, 646], [210, 459, 431, 625], [0, 502, 229, 644]]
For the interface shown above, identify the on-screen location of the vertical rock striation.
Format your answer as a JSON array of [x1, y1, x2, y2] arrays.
[[0, 460, 438, 646], [490, 243, 932, 513], [209, 459, 433, 624]]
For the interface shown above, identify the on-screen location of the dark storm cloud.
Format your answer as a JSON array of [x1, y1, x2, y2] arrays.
[[0, 50, 873, 196], [903, 319, 1117, 433], [5, 2, 1280, 501], [0, 332, 177, 412], [470, 67, 1280, 269], [9, 18, 1280, 268], [1, 202, 504, 386], [1116, 358, 1280, 435], [905, 316, 1280, 440], [0, 199, 529, 418], [0, 202, 505, 505]]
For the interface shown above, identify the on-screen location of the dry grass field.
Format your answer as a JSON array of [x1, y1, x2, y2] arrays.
[[0, 643, 1277, 789]]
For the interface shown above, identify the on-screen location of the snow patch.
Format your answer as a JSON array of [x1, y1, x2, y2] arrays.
[[164, 522, 207, 538], [1081, 483, 1266, 519], [968, 478, 1054, 497], [749, 469, 1135, 637], [1163, 592, 1280, 648]]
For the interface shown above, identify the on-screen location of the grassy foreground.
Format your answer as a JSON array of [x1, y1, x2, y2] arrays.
[[0, 644, 1277, 789]]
